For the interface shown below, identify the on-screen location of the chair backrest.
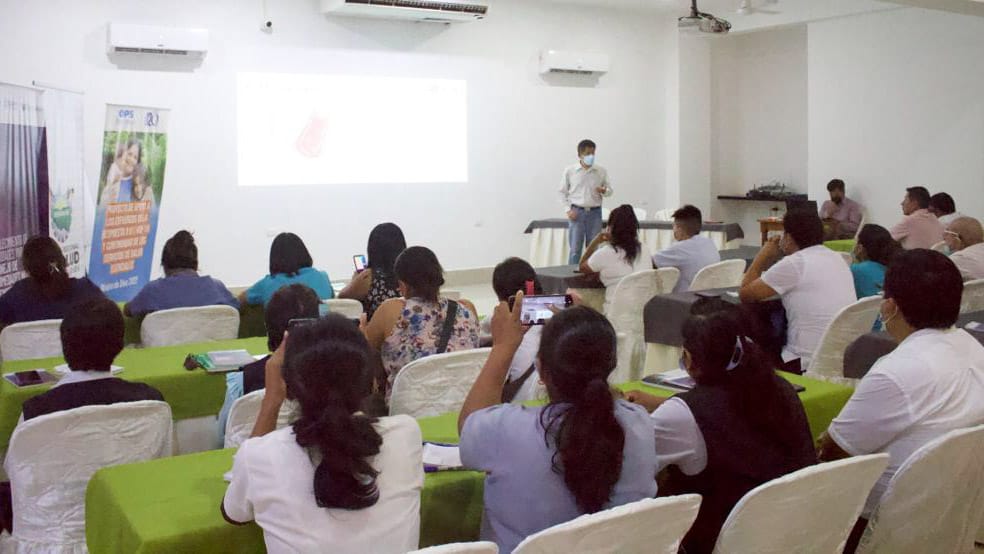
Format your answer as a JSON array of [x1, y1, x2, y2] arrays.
[[931, 240, 948, 253], [0, 319, 63, 363], [857, 425, 984, 554], [322, 298, 364, 319], [140, 305, 240, 347], [632, 207, 648, 221], [652, 208, 674, 221], [854, 210, 868, 239], [513, 495, 702, 554], [409, 541, 499, 554], [608, 268, 679, 331], [389, 348, 491, 418], [960, 278, 984, 314], [804, 295, 882, 383], [713, 454, 889, 554], [3, 401, 172, 548], [689, 259, 746, 292], [223, 389, 298, 449], [839, 251, 854, 266]]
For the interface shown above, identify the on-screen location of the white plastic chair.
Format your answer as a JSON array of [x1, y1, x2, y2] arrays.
[[854, 210, 868, 240], [857, 425, 984, 554], [139, 305, 240, 347], [223, 389, 298, 449], [608, 268, 679, 384], [409, 542, 498, 554], [931, 241, 948, 253], [803, 295, 882, 386], [652, 208, 674, 221], [513, 495, 701, 554], [0, 401, 172, 553], [713, 454, 889, 554], [0, 319, 62, 363], [389, 348, 490, 418], [839, 251, 854, 266], [960, 279, 984, 314], [322, 298, 364, 319], [632, 207, 648, 221], [689, 259, 746, 292]]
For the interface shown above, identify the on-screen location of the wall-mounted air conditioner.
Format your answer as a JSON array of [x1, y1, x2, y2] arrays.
[[539, 50, 610, 76], [106, 23, 209, 57], [320, 0, 488, 23]]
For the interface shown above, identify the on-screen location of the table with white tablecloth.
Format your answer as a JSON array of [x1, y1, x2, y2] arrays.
[[525, 219, 745, 267]]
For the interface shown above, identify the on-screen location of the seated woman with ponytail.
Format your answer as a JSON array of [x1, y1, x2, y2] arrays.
[[627, 297, 815, 554], [222, 315, 424, 553], [458, 295, 658, 553]]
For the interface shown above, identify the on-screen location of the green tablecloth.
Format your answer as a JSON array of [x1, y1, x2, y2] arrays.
[[84, 375, 851, 552], [824, 239, 856, 253], [118, 303, 267, 346], [0, 337, 268, 451]]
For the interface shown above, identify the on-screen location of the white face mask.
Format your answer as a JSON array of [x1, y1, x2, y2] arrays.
[[581, 154, 595, 167]]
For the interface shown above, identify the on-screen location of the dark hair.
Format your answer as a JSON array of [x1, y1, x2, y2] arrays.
[[608, 205, 642, 265], [161, 230, 198, 273], [672, 204, 703, 236], [264, 284, 321, 352], [61, 297, 123, 371], [856, 224, 902, 267], [283, 315, 382, 510], [683, 298, 806, 452], [269, 232, 313, 276], [492, 257, 543, 301], [394, 246, 444, 303], [884, 250, 962, 330], [782, 210, 824, 249], [538, 306, 623, 514], [577, 139, 596, 154], [929, 192, 956, 216], [367, 223, 406, 284], [826, 179, 845, 192], [22, 236, 71, 300], [906, 186, 931, 209]]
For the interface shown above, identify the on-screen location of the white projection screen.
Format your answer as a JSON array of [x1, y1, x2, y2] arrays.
[[237, 72, 468, 186]]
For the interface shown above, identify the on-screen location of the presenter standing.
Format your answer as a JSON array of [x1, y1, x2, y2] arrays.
[[558, 139, 613, 265]]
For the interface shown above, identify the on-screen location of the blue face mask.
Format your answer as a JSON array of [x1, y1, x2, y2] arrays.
[[582, 154, 595, 167]]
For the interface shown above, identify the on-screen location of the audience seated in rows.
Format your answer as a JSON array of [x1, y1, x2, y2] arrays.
[[929, 192, 962, 226], [363, 246, 480, 400], [337, 222, 406, 320], [628, 298, 815, 554], [818, 249, 984, 551], [0, 236, 103, 327], [851, 224, 902, 299], [124, 230, 238, 317], [944, 216, 984, 281], [740, 209, 856, 367], [820, 178, 864, 240], [579, 204, 653, 314], [652, 204, 720, 293], [458, 300, 658, 553], [222, 315, 423, 552], [216, 283, 321, 442], [490, 257, 544, 403], [889, 186, 944, 249], [239, 232, 334, 307], [19, 297, 162, 422]]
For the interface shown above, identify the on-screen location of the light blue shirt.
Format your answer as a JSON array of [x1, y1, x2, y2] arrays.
[[653, 234, 722, 293], [244, 266, 334, 306], [459, 400, 658, 553], [851, 260, 886, 299]]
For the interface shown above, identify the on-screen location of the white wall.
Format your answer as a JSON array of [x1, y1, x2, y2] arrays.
[[808, 7, 984, 228], [0, 0, 675, 286]]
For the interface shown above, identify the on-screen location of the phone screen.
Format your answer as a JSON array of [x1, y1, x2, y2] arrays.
[[515, 294, 572, 325], [353, 255, 367, 273], [14, 371, 43, 386]]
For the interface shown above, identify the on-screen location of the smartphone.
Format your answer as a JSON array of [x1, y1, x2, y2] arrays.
[[509, 294, 573, 325], [353, 255, 367, 273], [694, 291, 721, 299], [287, 318, 319, 330], [14, 370, 44, 386]]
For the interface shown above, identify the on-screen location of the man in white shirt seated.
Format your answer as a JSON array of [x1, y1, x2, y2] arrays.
[[652, 205, 720, 293], [739, 209, 856, 368], [817, 249, 984, 552], [944, 216, 984, 281], [490, 257, 544, 403], [558, 139, 613, 264]]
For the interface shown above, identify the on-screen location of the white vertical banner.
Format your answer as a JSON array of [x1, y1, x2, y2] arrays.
[[41, 88, 87, 277]]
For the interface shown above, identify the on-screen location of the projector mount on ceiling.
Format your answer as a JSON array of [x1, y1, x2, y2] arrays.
[[678, 0, 732, 34]]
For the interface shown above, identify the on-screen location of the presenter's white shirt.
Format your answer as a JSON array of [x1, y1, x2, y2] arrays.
[[587, 243, 654, 315], [653, 235, 722, 293], [760, 245, 856, 364], [827, 328, 984, 516], [223, 415, 424, 554], [950, 243, 984, 281], [558, 163, 613, 209]]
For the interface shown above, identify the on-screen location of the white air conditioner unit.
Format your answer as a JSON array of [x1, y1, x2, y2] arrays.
[[106, 23, 209, 57], [320, 0, 488, 23], [539, 50, 610, 76]]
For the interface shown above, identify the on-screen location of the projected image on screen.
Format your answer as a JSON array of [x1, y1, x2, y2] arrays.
[[237, 72, 468, 186]]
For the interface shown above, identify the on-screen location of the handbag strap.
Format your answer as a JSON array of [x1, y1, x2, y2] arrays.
[[435, 300, 459, 354], [501, 363, 538, 403]]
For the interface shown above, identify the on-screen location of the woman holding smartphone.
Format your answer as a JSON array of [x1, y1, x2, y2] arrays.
[[338, 223, 406, 320]]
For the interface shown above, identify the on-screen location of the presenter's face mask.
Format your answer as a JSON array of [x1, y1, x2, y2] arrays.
[[581, 154, 595, 167]]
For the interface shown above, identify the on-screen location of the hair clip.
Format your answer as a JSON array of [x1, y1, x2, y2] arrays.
[[725, 337, 744, 371]]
